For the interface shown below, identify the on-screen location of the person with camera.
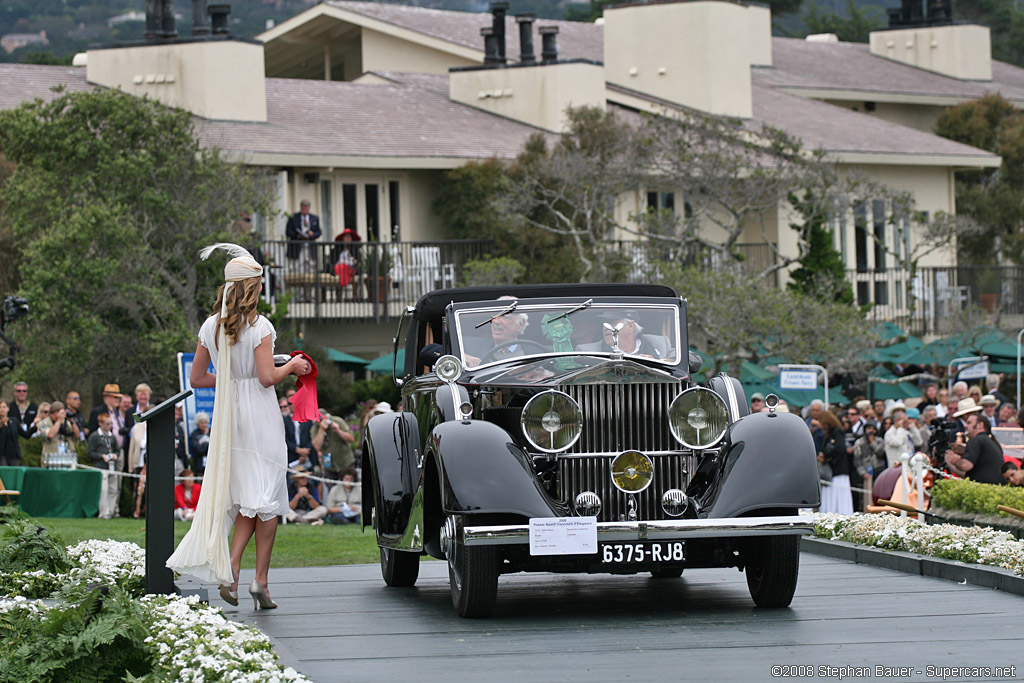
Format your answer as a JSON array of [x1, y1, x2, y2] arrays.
[[38, 400, 79, 468], [284, 467, 327, 524], [944, 403, 1004, 485], [88, 412, 121, 518], [854, 422, 886, 481], [311, 408, 355, 485], [883, 406, 922, 469]]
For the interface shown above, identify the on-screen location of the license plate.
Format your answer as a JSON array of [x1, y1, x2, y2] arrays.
[[601, 542, 685, 564]]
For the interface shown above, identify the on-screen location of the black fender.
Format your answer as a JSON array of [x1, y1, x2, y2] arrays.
[[430, 420, 562, 518], [364, 411, 421, 537], [708, 373, 749, 421], [702, 410, 820, 518]]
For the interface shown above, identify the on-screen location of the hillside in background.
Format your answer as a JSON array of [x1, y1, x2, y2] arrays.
[[3, 0, 1019, 68]]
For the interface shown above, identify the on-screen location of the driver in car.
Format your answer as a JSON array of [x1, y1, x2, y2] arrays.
[[576, 311, 671, 360], [464, 303, 530, 367]]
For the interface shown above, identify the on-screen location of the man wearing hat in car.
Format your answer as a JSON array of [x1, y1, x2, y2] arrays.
[[944, 398, 1004, 485], [576, 311, 671, 359]]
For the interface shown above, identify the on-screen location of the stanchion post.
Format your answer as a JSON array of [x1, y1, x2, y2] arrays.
[[137, 388, 193, 595]]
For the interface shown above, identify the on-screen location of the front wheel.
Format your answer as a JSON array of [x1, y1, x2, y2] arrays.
[[743, 535, 800, 608], [444, 517, 498, 618], [380, 546, 419, 587]]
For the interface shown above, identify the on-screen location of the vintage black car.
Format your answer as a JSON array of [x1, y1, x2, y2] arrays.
[[363, 284, 820, 617]]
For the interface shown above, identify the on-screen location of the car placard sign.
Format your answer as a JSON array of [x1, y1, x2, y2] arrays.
[[956, 360, 989, 380], [779, 369, 818, 391], [529, 517, 598, 556]]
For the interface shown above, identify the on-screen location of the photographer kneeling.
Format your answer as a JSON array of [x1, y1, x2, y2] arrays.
[[944, 400, 1004, 485]]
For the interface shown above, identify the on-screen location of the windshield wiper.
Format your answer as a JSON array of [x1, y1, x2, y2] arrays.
[[475, 300, 518, 329], [548, 299, 593, 322]]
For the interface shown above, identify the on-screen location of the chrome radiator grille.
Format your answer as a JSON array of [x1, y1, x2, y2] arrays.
[[559, 453, 697, 522], [560, 382, 680, 454]]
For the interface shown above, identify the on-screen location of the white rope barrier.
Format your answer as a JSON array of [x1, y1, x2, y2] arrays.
[[74, 461, 348, 487]]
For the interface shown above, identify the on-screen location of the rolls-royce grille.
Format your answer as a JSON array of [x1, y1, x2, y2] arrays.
[[559, 453, 697, 522], [560, 382, 680, 454]]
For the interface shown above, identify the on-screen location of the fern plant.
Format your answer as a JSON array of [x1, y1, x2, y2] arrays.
[[0, 519, 70, 574]]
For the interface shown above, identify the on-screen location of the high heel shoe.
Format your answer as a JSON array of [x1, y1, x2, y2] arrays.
[[249, 579, 278, 610], [219, 585, 239, 607]]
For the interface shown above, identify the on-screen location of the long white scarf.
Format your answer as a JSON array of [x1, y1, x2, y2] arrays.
[[166, 245, 262, 587]]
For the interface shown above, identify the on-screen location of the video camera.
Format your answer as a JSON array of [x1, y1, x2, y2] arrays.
[[0, 295, 29, 375], [928, 417, 960, 470]]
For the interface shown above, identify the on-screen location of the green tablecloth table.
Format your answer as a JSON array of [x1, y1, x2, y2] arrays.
[[0, 466, 102, 518]]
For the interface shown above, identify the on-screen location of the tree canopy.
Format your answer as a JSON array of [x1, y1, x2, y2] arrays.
[[0, 87, 272, 397], [934, 94, 1024, 264]]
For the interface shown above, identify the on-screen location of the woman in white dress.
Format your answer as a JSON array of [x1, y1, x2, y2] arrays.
[[167, 244, 310, 609]]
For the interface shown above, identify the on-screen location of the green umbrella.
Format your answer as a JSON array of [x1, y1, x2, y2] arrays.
[[739, 361, 775, 382], [366, 349, 406, 374], [741, 378, 826, 408], [867, 366, 921, 401], [871, 322, 907, 341], [325, 348, 370, 366]]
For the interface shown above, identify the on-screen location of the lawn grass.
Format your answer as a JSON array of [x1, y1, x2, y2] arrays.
[[37, 517, 381, 569]]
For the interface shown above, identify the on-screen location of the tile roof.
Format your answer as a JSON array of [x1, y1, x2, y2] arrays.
[[322, 0, 603, 62], [0, 64, 93, 111], [0, 64, 543, 163], [757, 37, 1024, 103], [750, 84, 997, 161], [199, 76, 545, 161]]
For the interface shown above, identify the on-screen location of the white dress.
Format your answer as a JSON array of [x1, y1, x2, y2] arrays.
[[197, 314, 290, 521]]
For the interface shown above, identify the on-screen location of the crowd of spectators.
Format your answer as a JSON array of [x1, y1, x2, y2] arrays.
[[751, 372, 1023, 515]]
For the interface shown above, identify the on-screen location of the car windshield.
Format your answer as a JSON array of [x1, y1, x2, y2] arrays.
[[452, 301, 681, 369]]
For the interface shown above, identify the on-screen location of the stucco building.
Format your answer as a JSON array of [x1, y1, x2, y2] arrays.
[[0, 0, 1016, 348]]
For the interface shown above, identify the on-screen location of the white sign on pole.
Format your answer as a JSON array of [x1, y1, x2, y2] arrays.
[[956, 360, 990, 380], [779, 369, 818, 391]]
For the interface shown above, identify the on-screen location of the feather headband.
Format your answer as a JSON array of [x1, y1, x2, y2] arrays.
[[199, 242, 264, 282]]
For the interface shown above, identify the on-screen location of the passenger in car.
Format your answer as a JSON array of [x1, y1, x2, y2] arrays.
[[576, 312, 671, 360], [464, 298, 530, 367]]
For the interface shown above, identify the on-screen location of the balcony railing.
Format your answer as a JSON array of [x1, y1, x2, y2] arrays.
[[262, 239, 494, 322], [849, 266, 1024, 336]]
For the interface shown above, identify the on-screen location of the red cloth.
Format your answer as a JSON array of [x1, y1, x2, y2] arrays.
[[334, 262, 354, 287], [288, 351, 320, 422], [174, 484, 201, 512]]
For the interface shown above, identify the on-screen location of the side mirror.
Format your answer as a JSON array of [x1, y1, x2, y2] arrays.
[[688, 350, 702, 375]]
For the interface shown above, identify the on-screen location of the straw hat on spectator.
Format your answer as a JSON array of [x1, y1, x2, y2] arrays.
[[953, 397, 983, 418], [980, 394, 999, 407], [102, 383, 121, 397], [373, 402, 394, 415]]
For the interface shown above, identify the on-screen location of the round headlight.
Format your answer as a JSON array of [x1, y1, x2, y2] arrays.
[[521, 390, 582, 453], [435, 354, 462, 383], [610, 450, 654, 493], [669, 387, 729, 449]]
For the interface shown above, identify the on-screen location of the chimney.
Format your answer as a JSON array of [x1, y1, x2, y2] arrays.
[[160, 0, 177, 38], [516, 14, 536, 65], [192, 0, 210, 36], [481, 28, 501, 65], [539, 26, 559, 64], [870, 0, 990, 81], [490, 2, 508, 64], [208, 3, 230, 35]]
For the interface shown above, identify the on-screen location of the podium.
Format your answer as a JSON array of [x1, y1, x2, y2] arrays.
[[136, 388, 192, 595]]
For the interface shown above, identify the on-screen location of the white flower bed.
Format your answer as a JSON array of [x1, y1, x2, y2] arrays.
[[142, 594, 307, 682], [1, 539, 309, 682], [814, 512, 1024, 575]]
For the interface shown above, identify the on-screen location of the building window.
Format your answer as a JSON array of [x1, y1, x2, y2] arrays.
[[365, 184, 380, 242], [854, 202, 868, 273], [646, 191, 675, 213], [872, 199, 887, 274], [388, 180, 401, 242], [342, 183, 357, 234], [320, 180, 333, 236]]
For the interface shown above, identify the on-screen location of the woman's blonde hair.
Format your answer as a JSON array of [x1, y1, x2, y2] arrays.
[[212, 277, 262, 346]]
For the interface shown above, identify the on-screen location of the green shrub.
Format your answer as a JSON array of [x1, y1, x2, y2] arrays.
[[350, 374, 400, 408], [0, 518, 70, 574], [931, 477, 1024, 516], [462, 256, 526, 287]]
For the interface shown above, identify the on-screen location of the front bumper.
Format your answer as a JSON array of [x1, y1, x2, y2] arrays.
[[463, 515, 815, 546]]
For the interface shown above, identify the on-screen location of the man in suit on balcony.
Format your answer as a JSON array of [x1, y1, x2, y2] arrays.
[[285, 200, 321, 262]]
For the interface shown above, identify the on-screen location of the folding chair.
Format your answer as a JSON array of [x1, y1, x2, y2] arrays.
[[0, 472, 20, 506]]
